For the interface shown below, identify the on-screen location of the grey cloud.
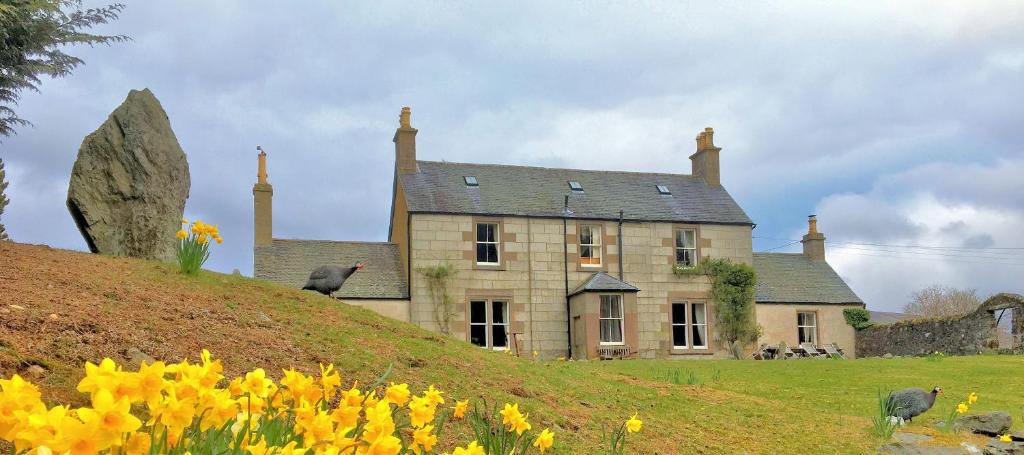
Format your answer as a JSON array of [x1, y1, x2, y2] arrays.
[[2, 0, 1023, 285]]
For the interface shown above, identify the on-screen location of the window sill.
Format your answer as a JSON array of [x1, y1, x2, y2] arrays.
[[670, 348, 713, 355], [599, 342, 626, 346], [474, 262, 506, 271]]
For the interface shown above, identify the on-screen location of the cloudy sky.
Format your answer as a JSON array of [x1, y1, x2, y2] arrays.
[[3, 1, 1023, 312]]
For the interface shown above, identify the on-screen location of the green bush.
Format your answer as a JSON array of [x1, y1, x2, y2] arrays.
[[843, 308, 873, 329]]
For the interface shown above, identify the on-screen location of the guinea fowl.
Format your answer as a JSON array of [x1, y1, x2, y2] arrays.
[[302, 262, 364, 297], [888, 386, 943, 422]]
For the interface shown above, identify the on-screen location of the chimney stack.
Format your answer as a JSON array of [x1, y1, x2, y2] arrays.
[[801, 215, 826, 260], [689, 127, 721, 186], [393, 106, 418, 174], [253, 146, 273, 248]]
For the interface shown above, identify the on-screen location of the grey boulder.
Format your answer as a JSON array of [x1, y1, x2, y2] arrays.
[[67, 89, 190, 261], [956, 412, 1013, 436]]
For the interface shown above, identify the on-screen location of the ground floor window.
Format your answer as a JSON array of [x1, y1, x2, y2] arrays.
[[599, 295, 624, 344], [470, 299, 508, 350], [672, 302, 708, 349], [797, 311, 817, 344]]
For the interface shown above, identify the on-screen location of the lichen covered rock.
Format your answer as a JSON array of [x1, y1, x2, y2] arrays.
[[66, 89, 189, 261]]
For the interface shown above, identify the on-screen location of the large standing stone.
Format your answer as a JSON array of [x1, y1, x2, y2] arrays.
[[67, 89, 190, 261]]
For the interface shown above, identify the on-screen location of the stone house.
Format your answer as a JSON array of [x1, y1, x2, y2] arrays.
[[253, 107, 864, 359]]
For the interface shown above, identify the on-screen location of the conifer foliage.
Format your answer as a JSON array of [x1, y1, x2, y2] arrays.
[[0, 1, 127, 137]]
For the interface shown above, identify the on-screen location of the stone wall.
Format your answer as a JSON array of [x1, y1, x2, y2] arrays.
[[407, 213, 753, 359], [856, 293, 1024, 357]]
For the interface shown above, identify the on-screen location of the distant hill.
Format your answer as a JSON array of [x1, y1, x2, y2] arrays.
[[869, 310, 920, 324]]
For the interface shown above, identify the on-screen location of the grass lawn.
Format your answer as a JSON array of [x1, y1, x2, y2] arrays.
[[2, 242, 1021, 454]]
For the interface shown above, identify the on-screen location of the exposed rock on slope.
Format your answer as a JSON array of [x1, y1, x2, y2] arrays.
[[66, 88, 189, 261]]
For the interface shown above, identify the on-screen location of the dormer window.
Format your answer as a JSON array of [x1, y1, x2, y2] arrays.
[[568, 180, 583, 192], [464, 176, 478, 186], [656, 185, 671, 195]]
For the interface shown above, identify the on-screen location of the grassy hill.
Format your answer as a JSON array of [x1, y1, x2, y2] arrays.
[[1, 241, 1022, 453]]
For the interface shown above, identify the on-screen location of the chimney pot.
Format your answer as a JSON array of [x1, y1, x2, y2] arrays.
[[394, 106, 419, 174], [689, 126, 721, 186], [801, 214, 826, 260]]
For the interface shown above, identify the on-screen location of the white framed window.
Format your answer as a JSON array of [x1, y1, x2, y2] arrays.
[[469, 300, 509, 350], [691, 303, 708, 349], [797, 312, 817, 345], [476, 223, 500, 265], [675, 228, 697, 267], [599, 295, 625, 345], [580, 225, 602, 267], [671, 303, 687, 349]]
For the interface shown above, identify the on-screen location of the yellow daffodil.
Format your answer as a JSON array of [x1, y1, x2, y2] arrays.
[[77, 389, 142, 438], [242, 369, 272, 398], [626, 413, 643, 433], [533, 428, 555, 453], [956, 402, 969, 414], [412, 425, 438, 454], [0, 349, 646, 455], [423, 385, 444, 406], [384, 383, 410, 407], [408, 396, 435, 428], [453, 399, 469, 419], [968, 392, 978, 404], [176, 229, 188, 240], [452, 441, 486, 455], [999, 434, 1013, 443]]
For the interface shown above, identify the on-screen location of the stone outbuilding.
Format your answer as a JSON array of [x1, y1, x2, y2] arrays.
[[752, 216, 865, 357]]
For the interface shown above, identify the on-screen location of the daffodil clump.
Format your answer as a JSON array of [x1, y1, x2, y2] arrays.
[[0, 351, 600, 454], [175, 218, 222, 274], [943, 391, 978, 433]]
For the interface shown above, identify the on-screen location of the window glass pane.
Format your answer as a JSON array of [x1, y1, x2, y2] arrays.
[[600, 320, 623, 343], [492, 324, 507, 348], [600, 297, 611, 318], [476, 243, 487, 263], [470, 325, 487, 347], [609, 320, 623, 343], [692, 323, 707, 347], [675, 229, 685, 247], [486, 244, 499, 263], [684, 230, 695, 248], [672, 325, 687, 347], [580, 226, 592, 244], [611, 297, 622, 318], [491, 301, 506, 324], [672, 303, 686, 324], [692, 303, 706, 324], [477, 224, 487, 242], [470, 301, 486, 323], [581, 245, 593, 259]]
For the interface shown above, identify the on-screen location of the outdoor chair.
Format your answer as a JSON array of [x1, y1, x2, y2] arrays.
[[752, 344, 770, 360], [800, 343, 825, 358], [822, 343, 846, 359]]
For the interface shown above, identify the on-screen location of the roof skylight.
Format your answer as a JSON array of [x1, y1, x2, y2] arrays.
[[568, 180, 583, 192], [656, 185, 671, 195], [464, 176, 478, 186]]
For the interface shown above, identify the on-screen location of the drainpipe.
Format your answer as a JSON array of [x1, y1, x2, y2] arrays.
[[618, 210, 624, 281], [562, 195, 573, 359]]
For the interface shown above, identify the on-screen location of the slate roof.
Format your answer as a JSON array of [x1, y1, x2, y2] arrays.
[[752, 253, 863, 305], [254, 240, 408, 299], [569, 272, 640, 297], [399, 161, 753, 225]]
